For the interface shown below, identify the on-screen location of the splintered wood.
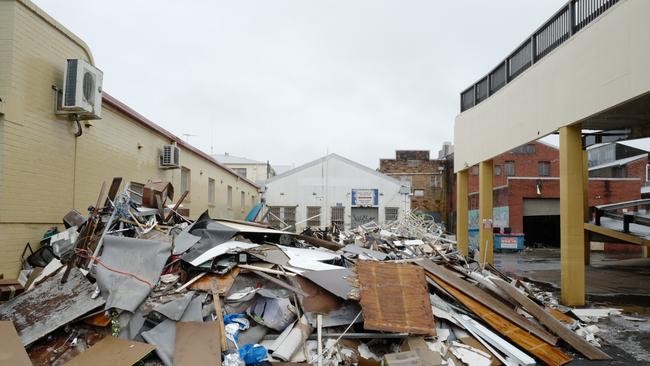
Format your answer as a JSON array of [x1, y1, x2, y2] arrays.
[[357, 261, 435, 335]]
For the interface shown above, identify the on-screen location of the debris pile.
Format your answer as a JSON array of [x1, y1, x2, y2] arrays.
[[0, 178, 620, 365]]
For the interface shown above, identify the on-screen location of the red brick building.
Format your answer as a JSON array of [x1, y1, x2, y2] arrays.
[[379, 151, 450, 225], [456, 141, 646, 247]]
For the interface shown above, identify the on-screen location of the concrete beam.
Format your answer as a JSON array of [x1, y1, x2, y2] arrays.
[[560, 125, 585, 306], [454, 0, 650, 172], [479, 160, 494, 265], [583, 150, 590, 266], [456, 169, 469, 256]]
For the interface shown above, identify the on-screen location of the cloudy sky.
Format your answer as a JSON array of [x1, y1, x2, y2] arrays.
[[35, 0, 639, 169]]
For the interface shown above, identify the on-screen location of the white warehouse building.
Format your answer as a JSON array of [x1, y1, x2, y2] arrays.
[[263, 154, 411, 232]]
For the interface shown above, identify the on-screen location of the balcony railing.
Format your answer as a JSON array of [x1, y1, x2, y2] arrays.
[[460, 0, 619, 112]]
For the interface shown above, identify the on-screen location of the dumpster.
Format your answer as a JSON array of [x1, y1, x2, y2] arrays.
[[494, 233, 525, 251]]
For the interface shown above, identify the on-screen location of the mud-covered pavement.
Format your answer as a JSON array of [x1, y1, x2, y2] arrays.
[[495, 249, 650, 365]]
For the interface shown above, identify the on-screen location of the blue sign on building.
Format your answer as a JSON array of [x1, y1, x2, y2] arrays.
[[351, 189, 379, 206]]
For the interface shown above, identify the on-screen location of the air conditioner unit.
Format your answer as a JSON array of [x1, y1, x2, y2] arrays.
[[159, 145, 180, 169], [61, 59, 103, 119]]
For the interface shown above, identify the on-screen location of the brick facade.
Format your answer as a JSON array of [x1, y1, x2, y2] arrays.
[[379, 151, 450, 224], [468, 178, 642, 233], [456, 140, 645, 245]]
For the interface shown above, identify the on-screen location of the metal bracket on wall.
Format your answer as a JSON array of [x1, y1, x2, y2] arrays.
[[0, 97, 5, 115]]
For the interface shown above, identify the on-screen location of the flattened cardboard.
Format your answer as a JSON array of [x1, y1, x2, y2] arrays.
[[63, 336, 155, 366], [173, 321, 221, 366], [0, 321, 31, 366]]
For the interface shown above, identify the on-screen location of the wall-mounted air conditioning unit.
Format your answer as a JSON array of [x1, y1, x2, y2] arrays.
[[60, 59, 103, 119], [159, 145, 180, 169]]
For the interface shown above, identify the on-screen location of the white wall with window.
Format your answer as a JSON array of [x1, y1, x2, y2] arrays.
[[263, 154, 410, 232]]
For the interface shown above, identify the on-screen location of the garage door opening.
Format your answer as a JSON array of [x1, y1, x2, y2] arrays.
[[351, 207, 378, 228], [523, 198, 560, 247], [523, 215, 560, 247]]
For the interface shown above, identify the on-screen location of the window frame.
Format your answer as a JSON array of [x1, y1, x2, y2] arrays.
[[208, 178, 215, 204], [504, 161, 515, 177], [538, 161, 551, 177]]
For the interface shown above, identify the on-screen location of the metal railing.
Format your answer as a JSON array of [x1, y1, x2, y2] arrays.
[[460, 0, 619, 112]]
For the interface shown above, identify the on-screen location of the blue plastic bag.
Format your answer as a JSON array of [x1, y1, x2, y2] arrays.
[[238, 344, 268, 365]]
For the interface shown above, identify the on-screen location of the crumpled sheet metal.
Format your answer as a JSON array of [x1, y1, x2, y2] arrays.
[[0, 268, 105, 346], [154, 292, 195, 321], [95, 235, 171, 313], [181, 211, 239, 263]]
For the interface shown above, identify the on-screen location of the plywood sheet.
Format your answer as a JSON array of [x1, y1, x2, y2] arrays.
[[357, 261, 435, 335], [173, 321, 221, 366], [0, 321, 31, 366], [63, 336, 155, 366]]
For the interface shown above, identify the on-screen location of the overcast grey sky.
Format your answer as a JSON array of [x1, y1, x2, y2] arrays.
[[35, 0, 591, 168]]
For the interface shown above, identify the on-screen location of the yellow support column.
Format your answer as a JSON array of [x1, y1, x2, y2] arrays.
[[479, 160, 494, 265], [583, 150, 590, 265], [560, 125, 586, 306], [456, 169, 469, 256]]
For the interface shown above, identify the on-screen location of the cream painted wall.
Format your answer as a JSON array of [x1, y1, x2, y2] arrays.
[[222, 163, 269, 182], [0, 0, 259, 276], [454, 0, 650, 171]]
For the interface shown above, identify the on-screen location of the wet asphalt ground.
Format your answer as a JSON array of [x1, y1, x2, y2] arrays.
[[494, 249, 650, 365]]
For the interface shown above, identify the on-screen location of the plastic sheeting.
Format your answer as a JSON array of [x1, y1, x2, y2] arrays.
[[95, 235, 171, 313]]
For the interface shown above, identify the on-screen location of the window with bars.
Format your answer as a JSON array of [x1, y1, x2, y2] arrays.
[[385, 207, 399, 222], [306, 206, 321, 227], [267, 206, 297, 232], [538, 161, 551, 177], [227, 185, 233, 208], [331, 206, 345, 227], [494, 165, 501, 176], [283, 207, 296, 232], [268, 207, 282, 228]]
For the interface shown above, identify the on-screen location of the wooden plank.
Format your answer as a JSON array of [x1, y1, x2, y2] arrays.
[[165, 190, 189, 222], [0, 321, 31, 366], [173, 321, 221, 366], [212, 292, 228, 351], [584, 222, 650, 247], [546, 307, 575, 326], [427, 274, 572, 366], [63, 336, 155, 366], [104, 177, 123, 207], [357, 261, 435, 335], [491, 278, 610, 360], [415, 259, 558, 345]]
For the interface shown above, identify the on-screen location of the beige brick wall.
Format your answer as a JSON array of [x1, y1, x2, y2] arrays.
[[0, 0, 259, 277]]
